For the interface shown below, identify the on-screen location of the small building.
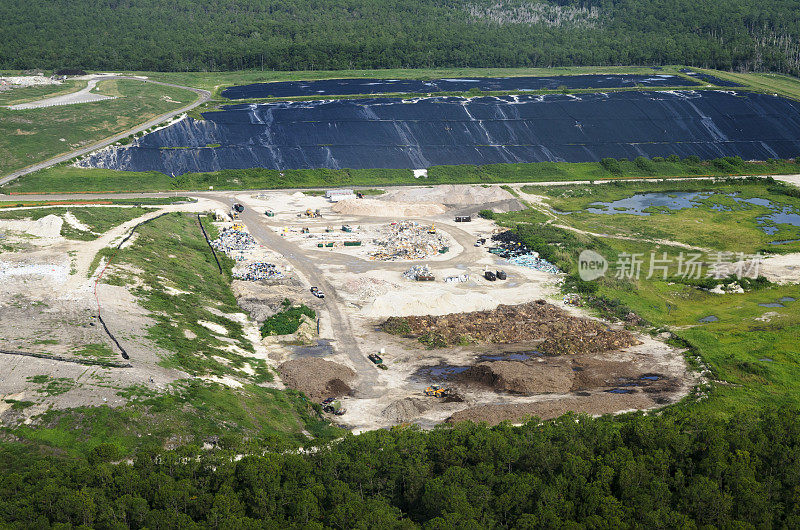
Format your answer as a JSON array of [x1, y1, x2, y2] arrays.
[[325, 189, 355, 202]]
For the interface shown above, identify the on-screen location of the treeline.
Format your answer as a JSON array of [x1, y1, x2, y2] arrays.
[[2, 0, 800, 74], [1, 409, 800, 527]]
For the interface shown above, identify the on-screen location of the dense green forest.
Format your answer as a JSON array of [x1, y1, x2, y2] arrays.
[[2, 0, 800, 74], [1, 410, 799, 528]]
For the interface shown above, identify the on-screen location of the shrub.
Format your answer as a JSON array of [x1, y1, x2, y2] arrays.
[[600, 158, 622, 175], [478, 209, 495, 220], [260, 304, 316, 336]]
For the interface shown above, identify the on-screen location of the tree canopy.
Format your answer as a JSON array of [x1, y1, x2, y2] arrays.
[[1, 0, 800, 74]]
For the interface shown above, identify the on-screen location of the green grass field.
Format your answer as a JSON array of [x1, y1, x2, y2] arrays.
[[6, 158, 800, 195], [0, 78, 198, 176], [531, 178, 800, 254]]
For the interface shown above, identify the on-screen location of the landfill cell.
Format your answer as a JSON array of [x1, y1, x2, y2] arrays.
[[221, 74, 699, 99], [79, 91, 800, 175]]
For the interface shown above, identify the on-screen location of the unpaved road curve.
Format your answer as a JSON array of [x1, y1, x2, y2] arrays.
[[0, 77, 211, 187], [7, 79, 113, 110], [209, 194, 381, 398]]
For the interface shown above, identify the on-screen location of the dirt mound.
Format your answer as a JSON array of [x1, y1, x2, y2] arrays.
[[380, 185, 514, 205], [461, 360, 574, 394], [381, 397, 434, 422], [332, 198, 446, 217], [278, 358, 356, 400], [447, 392, 657, 425], [382, 301, 639, 355]]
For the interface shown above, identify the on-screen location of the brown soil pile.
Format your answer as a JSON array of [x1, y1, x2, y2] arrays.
[[461, 360, 574, 394], [381, 398, 434, 423], [383, 300, 639, 355], [279, 358, 356, 401], [447, 392, 656, 426]]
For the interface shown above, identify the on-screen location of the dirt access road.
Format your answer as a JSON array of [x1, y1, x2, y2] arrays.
[[0, 77, 211, 187], [209, 194, 382, 398]]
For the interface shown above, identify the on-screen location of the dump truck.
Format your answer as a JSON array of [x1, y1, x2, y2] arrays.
[[484, 270, 497, 281], [496, 270, 507, 280], [425, 385, 450, 398], [341, 224, 353, 232], [265, 209, 275, 217], [368, 353, 383, 365]]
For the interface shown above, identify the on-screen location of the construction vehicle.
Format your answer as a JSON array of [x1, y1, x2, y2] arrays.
[[356, 192, 364, 199], [368, 353, 383, 365], [231, 223, 244, 231], [310, 286, 325, 299], [301, 227, 310, 233], [341, 224, 353, 232], [427, 223, 437, 234], [305, 209, 321, 218], [484, 270, 497, 281], [425, 385, 450, 398], [232, 203, 245, 213], [265, 209, 275, 217], [496, 270, 507, 280], [322, 400, 346, 415]]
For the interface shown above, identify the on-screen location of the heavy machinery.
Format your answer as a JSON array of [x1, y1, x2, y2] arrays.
[[322, 399, 346, 415], [368, 353, 383, 365], [305, 209, 321, 218], [427, 223, 437, 234], [425, 385, 450, 398], [496, 270, 507, 280], [484, 270, 497, 281]]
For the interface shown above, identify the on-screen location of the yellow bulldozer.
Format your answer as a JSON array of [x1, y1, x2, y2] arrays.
[[424, 385, 450, 398]]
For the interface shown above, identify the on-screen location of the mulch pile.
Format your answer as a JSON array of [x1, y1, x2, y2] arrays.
[[382, 300, 639, 355], [279, 358, 356, 401]]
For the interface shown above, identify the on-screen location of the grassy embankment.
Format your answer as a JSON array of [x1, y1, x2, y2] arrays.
[[0, 78, 198, 176], [7, 212, 341, 457], [498, 179, 800, 418], [0, 206, 153, 240], [6, 157, 800, 195]]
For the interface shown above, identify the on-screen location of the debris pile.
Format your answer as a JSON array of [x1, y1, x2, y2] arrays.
[[382, 300, 639, 355], [507, 254, 560, 274], [403, 264, 434, 281], [210, 227, 257, 255], [369, 221, 449, 261], [233, 262, 282, 281], [489, 230, 559, 273]]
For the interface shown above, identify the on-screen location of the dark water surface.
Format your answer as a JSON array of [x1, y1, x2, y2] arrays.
[[79, 91, 800, 175]]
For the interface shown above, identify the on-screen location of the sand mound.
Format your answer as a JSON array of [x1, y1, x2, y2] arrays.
[[332, 198, 446, 217], [461, 360, 574, 394], [0, 214, 63, 239], [447, 392, 657, 425], [279, 358, 356, 400], [381, 397, 433, 422], [381, 185, 514, 205]]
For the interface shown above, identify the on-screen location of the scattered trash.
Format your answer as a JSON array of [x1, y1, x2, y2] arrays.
[[210, 227, 256, 254], [404, 264, 435, 281], [233, 262, 282, 281]]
